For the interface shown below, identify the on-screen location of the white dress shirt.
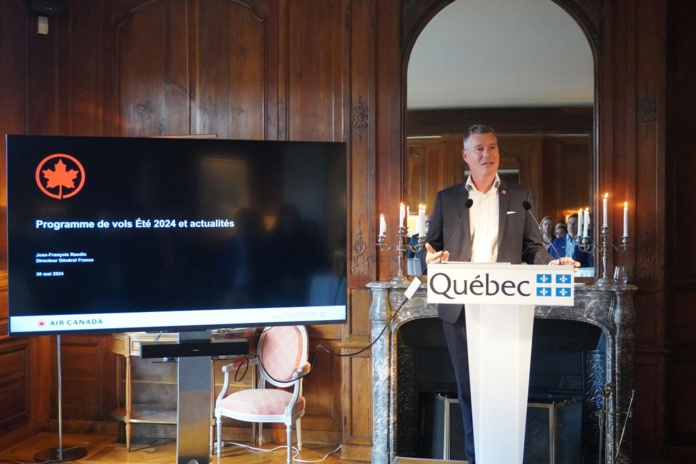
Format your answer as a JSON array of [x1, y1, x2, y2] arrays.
[[465, 175, 500, 263]]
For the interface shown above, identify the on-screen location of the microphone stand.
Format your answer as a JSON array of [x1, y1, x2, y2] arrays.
[[34, 335, 88, 462]]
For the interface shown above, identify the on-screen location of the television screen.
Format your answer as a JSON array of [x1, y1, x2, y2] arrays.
[[6, 135, 347, 335]]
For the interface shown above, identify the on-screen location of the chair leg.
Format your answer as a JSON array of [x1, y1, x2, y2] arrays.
[[286, 423, 293, 464], [258, 423, 263, 446], [216, 415, 222, 458], [296, 418, 302, 451]]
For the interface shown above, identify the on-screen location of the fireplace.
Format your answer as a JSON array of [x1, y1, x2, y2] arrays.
[[368, 282, 636, 464]]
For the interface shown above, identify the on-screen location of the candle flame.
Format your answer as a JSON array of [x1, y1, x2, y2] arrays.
[[604, 192, 609, 199], [624, 201, 628, 207]]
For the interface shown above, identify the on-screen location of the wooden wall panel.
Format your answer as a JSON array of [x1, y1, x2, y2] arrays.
[[58, 0, 114, 136], [347, 0, 376, 288], [300, 325, 343, 443], [541, 136, 593, 222], [282, 0, 345, 142], [633, 353, 665, 456], [601, 0, 667, 456], [0, 0, 27, 270], [193, 0, 274, 140], [0, 343, 29, 432], [116, 0, 191, 136], [405, 136, 463, 215], [0, 291, 53, 451], [340, 303, 372, 462], [59, 336, 116, 424]]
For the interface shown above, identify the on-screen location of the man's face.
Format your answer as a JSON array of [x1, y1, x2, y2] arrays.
[[462, 132, 500, 180], [567, 217, 578, 237]]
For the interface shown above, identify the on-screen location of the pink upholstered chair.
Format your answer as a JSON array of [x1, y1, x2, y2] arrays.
[[214, 325, 309, 463]]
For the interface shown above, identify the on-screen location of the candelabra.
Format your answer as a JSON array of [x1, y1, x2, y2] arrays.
[[577, 227, 629, 286], [377, 226, 425, 286]]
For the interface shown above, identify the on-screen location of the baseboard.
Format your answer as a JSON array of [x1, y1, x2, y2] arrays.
[[0, 420, 44, 453]]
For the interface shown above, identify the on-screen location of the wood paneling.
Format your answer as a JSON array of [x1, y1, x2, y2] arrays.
[[0, 0, 27, 270], [407, 107, 593, 137], [284, 0, 345, 142], [194, 0, 276, 140], [0, 343, 29, 431], [541, 136, 593, 221], [116, 0, 191, 136]]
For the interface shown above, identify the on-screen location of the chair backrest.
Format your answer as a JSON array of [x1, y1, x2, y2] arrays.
[[257, 325, 308, 387]]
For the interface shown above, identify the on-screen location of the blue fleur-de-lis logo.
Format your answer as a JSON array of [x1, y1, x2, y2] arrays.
[[537, 287, 552, 297], [556, 287, 572, 297], [536, 274, 552, 284], [556, 274, 572, 284]]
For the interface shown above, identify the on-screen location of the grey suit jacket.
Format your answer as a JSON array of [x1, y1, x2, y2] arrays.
[[425, 179, 553, 323]]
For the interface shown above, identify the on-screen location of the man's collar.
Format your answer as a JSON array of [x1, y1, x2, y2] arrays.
[[465, 174, 501, 193]]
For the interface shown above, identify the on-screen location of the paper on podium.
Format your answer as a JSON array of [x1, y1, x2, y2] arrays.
[[426, 262, 574, 306]]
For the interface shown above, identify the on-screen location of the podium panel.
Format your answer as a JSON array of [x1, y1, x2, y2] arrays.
[[466, 303, 534, 464], [427, 262, 574, 464]]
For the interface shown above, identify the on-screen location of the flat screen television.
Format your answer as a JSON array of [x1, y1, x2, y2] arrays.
[[6, 135, 348, 335]]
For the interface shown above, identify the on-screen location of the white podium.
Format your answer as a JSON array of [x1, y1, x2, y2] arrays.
[[427, 262, 574, 464]]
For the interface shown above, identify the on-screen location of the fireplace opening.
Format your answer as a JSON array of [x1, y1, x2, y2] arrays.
[[395, 317, 606, 463]]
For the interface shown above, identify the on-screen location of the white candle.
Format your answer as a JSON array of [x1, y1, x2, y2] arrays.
[[602, 193, 608, 228], [577, 208, 584, 238], [418, 205, 426, 237], [583, 208, 590, 237], [623, 202, 628, 237], [399, 203, 405, 227], [379, 214, 386, 236]]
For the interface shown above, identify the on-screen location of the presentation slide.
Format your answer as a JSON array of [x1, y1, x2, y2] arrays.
[[7, 135, 347, 334]]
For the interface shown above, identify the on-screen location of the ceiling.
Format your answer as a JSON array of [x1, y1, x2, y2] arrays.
[[407, 0, 595, 109]]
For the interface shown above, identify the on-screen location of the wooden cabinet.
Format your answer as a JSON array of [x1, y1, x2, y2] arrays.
[[111, 332, 179, 450]]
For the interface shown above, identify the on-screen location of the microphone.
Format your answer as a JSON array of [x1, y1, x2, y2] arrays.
[[522, 201, 563, 260], [431, 198, 474, 265]]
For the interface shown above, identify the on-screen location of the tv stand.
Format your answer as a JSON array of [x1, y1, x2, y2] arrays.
[[172, 330, 214, 464]]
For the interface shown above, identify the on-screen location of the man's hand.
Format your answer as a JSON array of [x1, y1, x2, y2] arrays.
[[549, 257, 581, 268], [425, 242, 450, 264]]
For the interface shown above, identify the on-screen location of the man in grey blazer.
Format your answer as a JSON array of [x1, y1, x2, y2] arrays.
[[424, 124, 577, 464]]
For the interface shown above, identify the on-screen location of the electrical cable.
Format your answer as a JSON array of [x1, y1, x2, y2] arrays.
[[217, 441, 341, 463]]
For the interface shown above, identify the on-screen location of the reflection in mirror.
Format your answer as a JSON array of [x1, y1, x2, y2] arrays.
[[406, 0, 595, 275]]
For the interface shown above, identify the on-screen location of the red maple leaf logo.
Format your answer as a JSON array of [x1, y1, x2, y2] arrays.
[[35, 154, 86, 199], [43, 160, 78, 197]]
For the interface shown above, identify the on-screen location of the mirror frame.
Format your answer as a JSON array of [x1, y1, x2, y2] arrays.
[[400, 0, 600, 280]]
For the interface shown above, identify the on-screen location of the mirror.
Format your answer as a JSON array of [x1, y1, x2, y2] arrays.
[[405, 0, 595, 274]]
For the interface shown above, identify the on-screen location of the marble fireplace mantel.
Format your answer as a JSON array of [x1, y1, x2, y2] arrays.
[[368, 281, 637, 464]]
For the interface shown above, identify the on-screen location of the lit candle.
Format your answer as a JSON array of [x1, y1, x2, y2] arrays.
[[379, 214, 386, 236], [602, 193, 608, 228], [583, 208, 590, 237], [577, 208, 584, 238], [418, 204, 426, 237], [623, 201, 628, 237], [399, 203, 405, 227]]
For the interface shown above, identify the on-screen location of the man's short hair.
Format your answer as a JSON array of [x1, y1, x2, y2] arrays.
[[463, 124, 497, 150]]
